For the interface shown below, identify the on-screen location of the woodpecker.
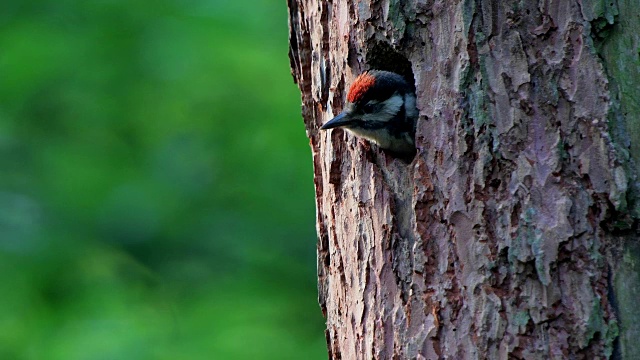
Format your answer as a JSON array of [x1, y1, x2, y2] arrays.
[[321, 70, 418, 156]]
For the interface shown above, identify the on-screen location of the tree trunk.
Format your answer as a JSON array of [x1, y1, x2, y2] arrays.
[[288, 0, 640, 358]]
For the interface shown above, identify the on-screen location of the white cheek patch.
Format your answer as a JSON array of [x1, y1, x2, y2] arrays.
[[382, 94, 404, 116], [404, 93, 418, 119], [362, 94, 404, 123]]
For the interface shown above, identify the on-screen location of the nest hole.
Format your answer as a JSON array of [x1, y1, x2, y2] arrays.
[[366, 41, 415, 91]]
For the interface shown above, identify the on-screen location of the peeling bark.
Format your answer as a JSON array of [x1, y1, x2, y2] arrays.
[[288, 0, 640, 358]]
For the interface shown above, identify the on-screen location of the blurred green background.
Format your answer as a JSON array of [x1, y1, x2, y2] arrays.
[[0, 1, 325, 359]]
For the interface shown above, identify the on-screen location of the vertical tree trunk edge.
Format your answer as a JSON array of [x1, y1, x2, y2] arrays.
[[288, 0, 640, 358], [600, 0, 640, 357]]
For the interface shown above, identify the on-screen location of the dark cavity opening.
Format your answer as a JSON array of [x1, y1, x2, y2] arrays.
[[366, 41, 415, 91]]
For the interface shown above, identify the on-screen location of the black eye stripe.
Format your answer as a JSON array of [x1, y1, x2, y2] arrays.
[[362, 102, 381, 113]]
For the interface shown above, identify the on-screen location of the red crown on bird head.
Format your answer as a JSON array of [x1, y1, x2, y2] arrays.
[[347, 72, 376, 103]]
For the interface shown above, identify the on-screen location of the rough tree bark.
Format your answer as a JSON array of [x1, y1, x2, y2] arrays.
[[288, 0, 640, 358]]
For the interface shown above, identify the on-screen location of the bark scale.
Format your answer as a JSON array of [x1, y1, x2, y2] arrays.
[[288, 0, 640, 358]]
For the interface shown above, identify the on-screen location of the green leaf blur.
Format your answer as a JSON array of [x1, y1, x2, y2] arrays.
[[0, 1, 324, 359]]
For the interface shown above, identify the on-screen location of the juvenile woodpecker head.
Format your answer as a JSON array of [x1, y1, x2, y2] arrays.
[[321, 70, 418, 156]]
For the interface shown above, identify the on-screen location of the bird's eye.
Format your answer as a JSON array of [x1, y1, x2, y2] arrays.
[[363, 103, 376, 113]]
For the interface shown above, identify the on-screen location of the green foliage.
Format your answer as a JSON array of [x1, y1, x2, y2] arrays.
[[0, 0, 325, 358]]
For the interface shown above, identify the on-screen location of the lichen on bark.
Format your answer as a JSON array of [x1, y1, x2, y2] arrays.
[[288, 0, 640, 358]]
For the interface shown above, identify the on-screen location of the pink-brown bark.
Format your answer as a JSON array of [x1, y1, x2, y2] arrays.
[[289, 0, 638, 358]]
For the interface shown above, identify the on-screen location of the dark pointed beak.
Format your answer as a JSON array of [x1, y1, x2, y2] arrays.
[[320, 112, 353, 130]]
